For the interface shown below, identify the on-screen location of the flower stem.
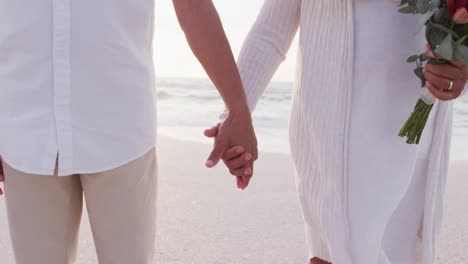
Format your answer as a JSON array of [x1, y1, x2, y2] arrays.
[[398, 99, 434, 144]]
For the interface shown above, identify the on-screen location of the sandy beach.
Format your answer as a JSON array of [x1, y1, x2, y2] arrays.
[[0, 136, 466, 263]]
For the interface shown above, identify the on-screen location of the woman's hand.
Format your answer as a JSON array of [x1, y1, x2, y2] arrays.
[[423, 44, 468, 101], [221, 146, 255, 189], [424, 63, 468, 101]]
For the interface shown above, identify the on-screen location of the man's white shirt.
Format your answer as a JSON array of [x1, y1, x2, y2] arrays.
[[0, 0, 157, 175]]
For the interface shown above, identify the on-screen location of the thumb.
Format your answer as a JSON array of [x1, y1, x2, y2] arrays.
[[206, 140, 226, 168], [204, 124, 220, 138]]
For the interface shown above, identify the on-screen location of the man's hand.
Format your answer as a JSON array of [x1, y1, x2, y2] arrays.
[[424, 44, 467, 101], [0, 156, 4, 195], [204, 117, 257, 190]]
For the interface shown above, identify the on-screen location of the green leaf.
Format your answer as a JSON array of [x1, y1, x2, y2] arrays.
[[428, 58, 449, 65], [433, 7, 452, 25], [414, 67, 426, 87], [417, 0, 430, 14], [399, 5, 419, 13], [415, 9, 437, 33], [407, 55, 420, 63], [431, 23, 460, 39], [454, 45, 468, 65], [434, 34, 454, 60], [426, 23, 448, 48], [420, 53, 430, 61]]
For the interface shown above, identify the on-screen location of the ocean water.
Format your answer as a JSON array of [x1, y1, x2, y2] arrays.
[[157, 78, 468, 161]]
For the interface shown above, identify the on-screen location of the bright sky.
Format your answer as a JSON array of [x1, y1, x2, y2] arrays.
[[154, 0, 298, 82]]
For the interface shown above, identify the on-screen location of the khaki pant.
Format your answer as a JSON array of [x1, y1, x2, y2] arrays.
[[2, 148, 158, 264]]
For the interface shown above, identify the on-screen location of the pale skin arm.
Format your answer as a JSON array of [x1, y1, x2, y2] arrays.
[[172, 0, 258, 189]]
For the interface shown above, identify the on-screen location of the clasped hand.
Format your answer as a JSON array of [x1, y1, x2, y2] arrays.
[[204, 109, 258, 190]]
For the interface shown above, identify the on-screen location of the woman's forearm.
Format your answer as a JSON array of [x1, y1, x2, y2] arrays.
[[238, 0, 301, 112]]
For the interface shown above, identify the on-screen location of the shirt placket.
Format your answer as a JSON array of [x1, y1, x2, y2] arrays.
[[53, 0, 73, 175]]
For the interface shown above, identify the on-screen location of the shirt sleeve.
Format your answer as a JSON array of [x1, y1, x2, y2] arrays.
[[238, 0, 301, 112]]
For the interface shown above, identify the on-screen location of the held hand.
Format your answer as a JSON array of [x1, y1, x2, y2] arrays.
[[0, 156, 4, 195], [423, 44, 468, 101], [204, 110, 258, 189], [221, 146, 254, 177], [205, 127, 255, 189]]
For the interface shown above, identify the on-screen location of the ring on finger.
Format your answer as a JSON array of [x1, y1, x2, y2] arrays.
[[445, 80, 454, 92]]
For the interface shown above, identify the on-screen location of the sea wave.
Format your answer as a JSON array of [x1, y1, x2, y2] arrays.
[[157, 89, 292, 102], [156, 78, 468, 160]]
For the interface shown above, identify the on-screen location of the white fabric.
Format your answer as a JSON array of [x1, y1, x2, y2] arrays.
[[0, 0, 157, 176], [382, 159, 428, 263], [237, 0, 452, 263]]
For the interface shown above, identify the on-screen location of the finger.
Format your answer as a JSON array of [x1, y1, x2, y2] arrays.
[[450, 59, 465, 68], [426, 44, 443, 59], [426, 81, 456, 101], [237, 175, 252, 190], [241, 164, 254, 189], [229, 166, 252, 178], [225, 152, 253, 170], [424, 71, 465, 96], [236, 176, 244, 189], [425, 44, 444, 59], [241, 175, 252, 190], [222, 146, 245, 161], [426, 43, 436, 58], [253, 150, 259, 161], [206, 140, 227, 168], [424, 69, 452, 92], [204, 124, 220, 138], [425, 64, 462, 81], [242, 162, 254, 190]]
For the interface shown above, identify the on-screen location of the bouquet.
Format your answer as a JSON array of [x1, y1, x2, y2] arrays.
[[398, 0, 468, 144]]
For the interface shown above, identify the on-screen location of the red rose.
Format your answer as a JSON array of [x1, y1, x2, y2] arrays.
[[447, 0, 468, 14], [453, 7, 468, 23]]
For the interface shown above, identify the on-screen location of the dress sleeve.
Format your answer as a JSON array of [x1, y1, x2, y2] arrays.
[[238, 0, 301, 112]]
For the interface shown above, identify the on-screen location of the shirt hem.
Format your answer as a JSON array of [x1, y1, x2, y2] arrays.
[[1, 155, 57, 176], [1, 142, 157, 176], [59, 142, 158, 176]]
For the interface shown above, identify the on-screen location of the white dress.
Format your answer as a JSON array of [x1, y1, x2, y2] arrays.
[[237, 1, 452, 263]]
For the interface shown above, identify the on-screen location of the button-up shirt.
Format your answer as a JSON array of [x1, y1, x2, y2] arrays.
[[0, 1, 157, 176]]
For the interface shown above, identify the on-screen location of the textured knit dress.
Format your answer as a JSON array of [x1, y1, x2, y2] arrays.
[[237, 1, 453, 263]]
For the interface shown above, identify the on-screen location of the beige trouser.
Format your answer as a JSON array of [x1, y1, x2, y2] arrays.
[[2, 148, 158, 264]]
